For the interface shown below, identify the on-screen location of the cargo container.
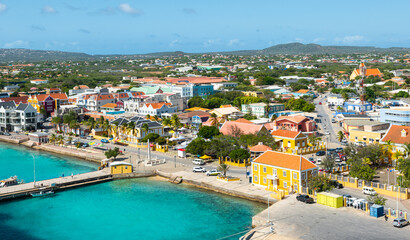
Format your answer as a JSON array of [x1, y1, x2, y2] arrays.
[[370, 204, 384, 218], [317, 192, 343, 208]]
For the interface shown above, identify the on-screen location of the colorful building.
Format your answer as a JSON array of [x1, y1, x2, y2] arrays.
[[241, 103, 285, 118], [345, 120, 390, 144], [243, 91, 264, 98], [271, 129, 325, 154], [266, 115, 316, 133], [252, 151, 318, 194], [110, 162, 133, 174], [380, 125, 410, 160], [350, 63, 383, 80]]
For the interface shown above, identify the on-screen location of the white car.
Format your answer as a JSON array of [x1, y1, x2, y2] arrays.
[[325, 131, 330, 135], [352, 199, 367, 209], [316, 158, 322, 164], [192, 159, 205, 165], [363, 187, 377, 195], [206, 169, 221, 176], [193, 167, 206, 173]]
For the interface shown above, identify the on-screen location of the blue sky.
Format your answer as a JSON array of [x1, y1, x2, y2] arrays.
[[0, 0, 409, 54]]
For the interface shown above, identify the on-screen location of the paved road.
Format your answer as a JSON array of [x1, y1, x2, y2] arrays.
[[256, 195, 410, 240]]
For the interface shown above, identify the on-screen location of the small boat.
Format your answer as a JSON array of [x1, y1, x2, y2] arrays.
[[31, 190, 55, 197], [0, 176, 19, 188]]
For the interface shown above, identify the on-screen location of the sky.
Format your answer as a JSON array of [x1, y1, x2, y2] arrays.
[[0, 0, 409, 54]]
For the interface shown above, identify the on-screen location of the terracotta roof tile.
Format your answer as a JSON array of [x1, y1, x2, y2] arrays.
[[249, 144, 272, 152], [253, 151, 317, 171], [220, 121, 265, 136], [271, 129, 301, 139], [381, 125, 410, 145], [235, 118, 254, 124], [275, 115, 308, 124]]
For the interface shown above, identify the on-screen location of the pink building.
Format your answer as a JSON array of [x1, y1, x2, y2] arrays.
[[265, 115, 316, 133]]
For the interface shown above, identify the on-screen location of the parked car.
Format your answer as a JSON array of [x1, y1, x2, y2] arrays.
[[82, 143, 89, 148], [393, 218, 409, 228], [71, 140, 79, 145], [331, 180, 343, 189], [206, 169, 221, 176], [335, 147, 343, 153], [342, 194, 352, 198], [193, 166, 206, 173], [101, 139, 110, 143], [335, 157, 341, 163], [363, 187, 377, 195], [316, 158, 322, 164], [86, 135, 94, 140], [308, 157, 315, 163], [3, 132, 11, 136], [331, 119, 336, 123], [316, 151, 326, 156], [325, 131, 330, 135], [319, 102, 322, 105], [296, 194, 314, 204], [192, 159, 205, 165]]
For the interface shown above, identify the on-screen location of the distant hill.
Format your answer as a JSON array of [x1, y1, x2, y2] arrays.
[[0, 48, 94, 62], [1, 43, 410, 62]]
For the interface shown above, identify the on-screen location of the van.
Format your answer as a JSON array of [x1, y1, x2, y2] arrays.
[[86, 135, 94, 140], [192, 159, 205, 165], [363, 187, 377, 195]]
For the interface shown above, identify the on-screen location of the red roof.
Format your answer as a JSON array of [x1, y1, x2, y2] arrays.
[[0, 96, 29, 104], [271, 130, 302, 139], [144, 102, 172, 109], [275, 115, 309, 124], [249, 144, 272, 152], [253, 151, 317, 171], [381, 125, 410, 145], [50, 93, 68, 100], [220, 121, 266, 136]]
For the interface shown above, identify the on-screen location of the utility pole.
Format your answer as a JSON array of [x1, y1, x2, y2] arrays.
[[174, 155, 176, 168]]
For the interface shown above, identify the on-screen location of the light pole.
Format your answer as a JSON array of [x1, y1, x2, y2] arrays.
[[174, 155, 176, 168]]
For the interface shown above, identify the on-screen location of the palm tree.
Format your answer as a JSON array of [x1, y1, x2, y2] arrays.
[[153, 115, 159, 122], [111, 121, 120, 138], [217, 163, 230, 178], [403, 143, 410, 158], [162, 118, 172, 127], [49, 133, 56, 145], [171, 114, 181, 130], [97, 116, 105, 127], [51, 117, 62, 131], [56, 135, 65, 146], [69, 120, 80, 135], [146, 114, 151, 120], [119, 123, 127, 140], [127, 122, 136, 142], [337, 131, 344, 142], [142, 123, 150, 136], [209, 113, 219, 127], [67, 136, 73, 148], [85, 118, 96, 132], [270, 114, 278, 122]]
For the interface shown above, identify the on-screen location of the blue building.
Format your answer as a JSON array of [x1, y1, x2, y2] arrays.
[[191, 84, 214, 97], [380, 108, 410, 126], [344, 100, 372, 112]]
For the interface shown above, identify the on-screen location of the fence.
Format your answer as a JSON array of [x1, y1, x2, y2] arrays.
[[219, 157, 251, 167], [319, 172, 410, 200]]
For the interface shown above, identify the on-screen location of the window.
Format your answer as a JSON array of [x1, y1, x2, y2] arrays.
[[263, 178, 267, 184], [302, 141, 305, 147], [302, 172, 306, 179], [283, 170, 287, 177], [287, 141, 291, 147], [283, 182, 287, 188], [273, 169, 277, 176], [254, 164, 257, 171], [293, 172, 297, 179], [294, 184, 298, 192], [263, 167, 267, 173], [254, 176, 258, 182], [355, 136, 358, 141]]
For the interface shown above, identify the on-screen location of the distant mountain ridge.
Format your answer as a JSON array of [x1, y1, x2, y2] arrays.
[[1, 43, 409, 62]]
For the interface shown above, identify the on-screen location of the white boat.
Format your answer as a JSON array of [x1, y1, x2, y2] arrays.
[[31, 190, 54, 197], [0, 176, 19, 188]]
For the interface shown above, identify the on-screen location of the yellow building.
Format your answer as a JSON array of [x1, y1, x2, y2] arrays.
[[344, 120, 390, 144], [252, 151, 318, 194], [270, 129, 326, 155], [110, 162, 133, 174], [243, 91, 264, 98]]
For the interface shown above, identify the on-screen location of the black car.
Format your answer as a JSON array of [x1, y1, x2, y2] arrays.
[[316, 151, 326, 156], [296, 194, 314, 204], [331, 180, 343, 189], [335, 148, 343, 153]]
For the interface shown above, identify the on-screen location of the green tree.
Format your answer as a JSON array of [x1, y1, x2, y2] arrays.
[[186, 138, 209, 156], [348, 159, 376, 181], [188, 96, 204, 108], [367, 194, 387, 206], [162, 118, 172, 127], [396, 157, 410, 187], [155, 136, 167, 145], [171, 114, 181, 130], [228, 149, 250, 161], [197, 126, 220, 139], [321, 155, 335, 172], [308, 175, 334, 192], [105, 147, 121, 160], [337, 131, 344, 142], [141, 133, 160, 143], [142, 123, 150, 135]]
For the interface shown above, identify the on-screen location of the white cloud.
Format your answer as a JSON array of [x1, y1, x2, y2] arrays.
[[313, 38, 326, 43], [0, 3, 6, 13], [42, 6, 57, 14], [204, 39, 220, 47], [335, 35, 364, 44], [228, 39, 240, 46], [295, 38, 304, 42], [169, 39, 182, 47], [4, 40, 29, 48], [119, 3, 143, 16]]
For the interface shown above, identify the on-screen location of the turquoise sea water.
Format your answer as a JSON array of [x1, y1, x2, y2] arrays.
[[0, 143, 264, 240], [0, 142, 98, 182]]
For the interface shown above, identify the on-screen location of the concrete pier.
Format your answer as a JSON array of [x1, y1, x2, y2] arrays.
[[0, 170, 112, 201]]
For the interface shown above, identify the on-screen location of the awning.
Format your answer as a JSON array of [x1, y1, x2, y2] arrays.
[[200, 155, 212, 159]]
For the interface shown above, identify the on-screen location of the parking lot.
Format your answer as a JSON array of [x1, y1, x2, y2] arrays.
[[256, 195, 410, 240]]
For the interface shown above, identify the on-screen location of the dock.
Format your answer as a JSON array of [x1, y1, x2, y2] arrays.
[[0, 170, 112, 201]]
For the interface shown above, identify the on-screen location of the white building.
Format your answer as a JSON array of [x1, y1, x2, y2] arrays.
[[0, 102, 37, 132], [138, 103, 177, 117], [327, 94, 344, 106]]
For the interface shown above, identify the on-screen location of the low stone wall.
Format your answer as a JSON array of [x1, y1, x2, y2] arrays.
[[32, 144, 103, 163], [112, 171, 156, 179]]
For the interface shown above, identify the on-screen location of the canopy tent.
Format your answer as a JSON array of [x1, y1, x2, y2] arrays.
[[200, 155, 212, 160], [169, 130, 175, 134]]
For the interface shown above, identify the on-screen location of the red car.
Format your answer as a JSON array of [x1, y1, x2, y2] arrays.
[[319, 102, 322, 105]]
